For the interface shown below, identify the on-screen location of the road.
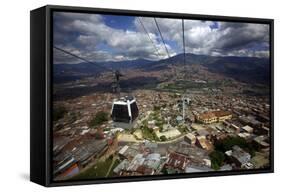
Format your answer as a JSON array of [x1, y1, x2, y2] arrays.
[[117, 132, 186, 148]]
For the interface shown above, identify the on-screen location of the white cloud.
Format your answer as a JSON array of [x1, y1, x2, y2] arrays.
[[53, 12, 270, 64], [225, 49, 269, 58], [54, 12, 174, 63], [137, 17, 269, 57]]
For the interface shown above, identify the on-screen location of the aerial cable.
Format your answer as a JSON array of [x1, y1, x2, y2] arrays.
[[154, 18, 170, 58], [53, 46, 113, 72], [137, 17, 161, 59], [182, 19, 186, 66]]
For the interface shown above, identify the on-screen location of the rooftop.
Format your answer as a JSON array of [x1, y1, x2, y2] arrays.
[[166, 152, 189, 170]]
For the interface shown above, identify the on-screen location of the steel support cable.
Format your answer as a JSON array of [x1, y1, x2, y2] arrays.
[[137, 17, 161, 58], [182, 19, 186, 66], [154, 18, 170, 58], [53, 46, 113, 72]]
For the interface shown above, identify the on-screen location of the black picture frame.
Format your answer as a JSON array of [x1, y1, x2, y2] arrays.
[[30, 4, 274, 187]]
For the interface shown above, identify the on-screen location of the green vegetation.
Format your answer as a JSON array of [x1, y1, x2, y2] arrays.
[[88, 111, 108, 128], [242, 86, 270, 97], [163, 80, 221, 91], [153, 105, 161, 111], [160, 135, 167, 141], [170, 93, 180, 98], [147, 110, 164, 132], [161, 104, 167, 108], [68, 111, 81, 124], [53, 105, 67, 121], [214, 136, 248, 152], [210, 150, 225, 170], [250, 152, 269, 168], [214, 136, 255, 156], [141, 125, 159, 141], [156, 122, 164, 132], [161, 166, 168, 174], [221, 79, 234, 86], [178, 125, 188, 133], [72, 156, 120, 180], [103, 127, 110, 132], [210, 136, 257, 170]]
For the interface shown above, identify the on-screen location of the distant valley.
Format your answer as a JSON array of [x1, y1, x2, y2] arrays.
[[54, 53, 270, 86]]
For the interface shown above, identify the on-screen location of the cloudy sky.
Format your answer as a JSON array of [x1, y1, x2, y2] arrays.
[[53, 12, 270, 64]]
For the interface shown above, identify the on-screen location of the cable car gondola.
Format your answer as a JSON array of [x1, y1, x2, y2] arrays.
[[111, 96, 139, 124]]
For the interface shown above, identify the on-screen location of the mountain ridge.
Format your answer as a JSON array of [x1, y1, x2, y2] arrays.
[[54, 53, 270, 85]]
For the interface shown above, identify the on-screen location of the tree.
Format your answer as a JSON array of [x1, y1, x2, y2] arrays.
[[153, 105, 161, 111], [214, 136, 248, 152], [210, 150, 225, 170], [88, 111, 108, 128], [160, 135, 167, 141], [53, 106, 67, 121]]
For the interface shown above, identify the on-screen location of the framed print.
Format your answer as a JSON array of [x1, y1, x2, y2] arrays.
[[30, 5, 274, 187]]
